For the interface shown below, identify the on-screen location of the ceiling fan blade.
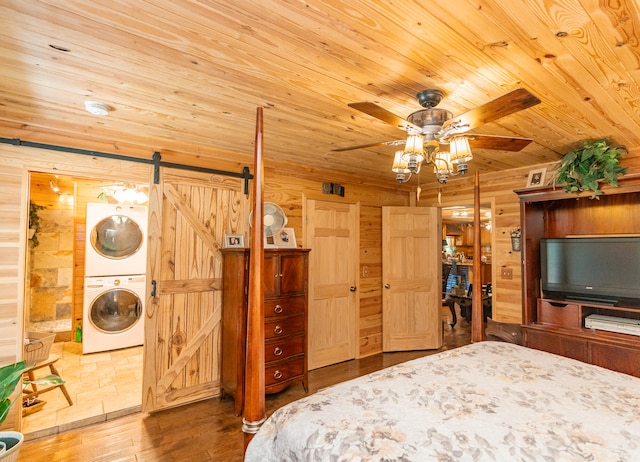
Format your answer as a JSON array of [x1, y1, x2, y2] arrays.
[[465, 134, 533, 151], [348, 102, 422, 132], [331, 139, 406, 152], [442, 88, 541, 134]]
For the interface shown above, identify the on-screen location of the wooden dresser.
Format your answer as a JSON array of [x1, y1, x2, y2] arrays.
[[221, 248, 310, 415]]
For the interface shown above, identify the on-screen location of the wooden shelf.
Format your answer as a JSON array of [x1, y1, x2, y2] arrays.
[[516, 175, 640, 377]]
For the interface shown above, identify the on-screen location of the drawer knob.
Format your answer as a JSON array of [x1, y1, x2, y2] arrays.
[[274, 347, 283, 356], [274, 325, 283, 335], [273, 370, 283, 380], [274, 304, 284, 314]]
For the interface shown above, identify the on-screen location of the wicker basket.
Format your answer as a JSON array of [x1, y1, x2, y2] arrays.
[[23, 332, 55, 364]]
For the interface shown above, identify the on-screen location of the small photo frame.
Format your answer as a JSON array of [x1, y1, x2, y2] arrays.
[[224, 234, 245, 248], [526, 167, 547, 187], [274, 228, 297, 248], [264, 234, 277, 248]]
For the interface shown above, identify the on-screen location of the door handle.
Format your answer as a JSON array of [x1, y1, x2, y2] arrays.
[[384, 283, 390, 289], [151, 279, 157, 297], [350, 286, 357, 292]]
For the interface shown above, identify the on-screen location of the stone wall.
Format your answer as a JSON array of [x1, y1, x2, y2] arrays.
[[28, 204, 74, 327]]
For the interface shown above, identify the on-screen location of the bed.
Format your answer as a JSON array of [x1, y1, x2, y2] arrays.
[[241, 110, 640, 460], [245, 341, 640, 461]]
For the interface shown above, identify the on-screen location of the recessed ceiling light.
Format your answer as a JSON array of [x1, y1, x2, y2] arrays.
[[84, 101, 111, 116]]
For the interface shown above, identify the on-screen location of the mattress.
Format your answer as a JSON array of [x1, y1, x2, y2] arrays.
[[245, 341, 640, 461]]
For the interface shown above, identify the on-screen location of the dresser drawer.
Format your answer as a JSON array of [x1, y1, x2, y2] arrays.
[[264, 297, 305, 319], [265, 315, 304, 339], [538, 299, 581, 328], [265, 356, 304, 387], [265, 335, 304, 363]]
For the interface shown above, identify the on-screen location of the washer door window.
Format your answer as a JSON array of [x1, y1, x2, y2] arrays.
[[90, 288, 142, 333], [90, 215, 143, 259]]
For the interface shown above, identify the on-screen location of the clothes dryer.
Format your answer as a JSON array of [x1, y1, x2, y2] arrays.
[[85, 203, 148, 277], [83, 275, 146, 354]]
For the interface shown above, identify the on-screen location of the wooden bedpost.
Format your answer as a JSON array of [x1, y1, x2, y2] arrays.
[[472, 171, 485, 342], [243, 107, 266, 451]]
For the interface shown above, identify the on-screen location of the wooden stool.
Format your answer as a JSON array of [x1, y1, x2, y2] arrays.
[[23, 354, 73, 406]]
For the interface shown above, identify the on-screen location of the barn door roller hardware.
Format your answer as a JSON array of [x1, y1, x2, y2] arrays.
[[0, 137, 254, 195]]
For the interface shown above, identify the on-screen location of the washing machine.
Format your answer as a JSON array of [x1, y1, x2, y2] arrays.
[[83, 275, 146, 354], [85, 203, 148, 277]]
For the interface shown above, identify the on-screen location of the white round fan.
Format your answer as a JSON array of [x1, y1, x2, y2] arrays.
[[249, 202, 288, 237]]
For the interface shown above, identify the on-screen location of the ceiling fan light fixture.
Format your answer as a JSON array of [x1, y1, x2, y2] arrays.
[[392, 151, 410, 173], [433, 151, 452, 174], [343, 88, 540, 184], [449, 136, 473, 164], [402, 133, 425, 172], [432, 151, 453, 184], [393, 150, 417, 183]]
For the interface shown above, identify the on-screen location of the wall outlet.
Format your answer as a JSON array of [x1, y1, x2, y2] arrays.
[[501, 267, 513, 280]]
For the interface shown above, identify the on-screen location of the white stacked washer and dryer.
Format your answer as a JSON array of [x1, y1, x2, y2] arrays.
[[83, 203, 148, 354]]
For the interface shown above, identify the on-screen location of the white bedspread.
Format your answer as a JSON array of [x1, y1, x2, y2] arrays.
[[245, 341, 640, 461]]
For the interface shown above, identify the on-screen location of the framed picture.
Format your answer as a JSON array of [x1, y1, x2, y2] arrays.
[[264, 234, 278, 248], [274, 228, 297, 248], [224, 234, 245, 248], [526, 167, 547, 187]]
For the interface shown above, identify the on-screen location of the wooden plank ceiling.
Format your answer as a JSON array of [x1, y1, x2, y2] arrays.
[[1, 1, 639, 189]]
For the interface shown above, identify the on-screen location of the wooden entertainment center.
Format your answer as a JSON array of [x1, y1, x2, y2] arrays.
[[516, 174, 640, 378]]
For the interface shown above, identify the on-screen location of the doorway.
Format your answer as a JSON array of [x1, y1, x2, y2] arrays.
[[24, 171, 148, 436], [441, 203, 493, 318]]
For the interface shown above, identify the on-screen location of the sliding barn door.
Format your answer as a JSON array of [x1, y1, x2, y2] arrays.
[[142, 169, 249, 412], [305, 199, 359, 370], [382, 206, 442, 352]]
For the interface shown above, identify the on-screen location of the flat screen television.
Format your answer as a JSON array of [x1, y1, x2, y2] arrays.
[[540, 237, 640, 305]]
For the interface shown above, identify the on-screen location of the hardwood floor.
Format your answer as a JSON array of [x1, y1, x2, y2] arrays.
[[18, 312, 471, 461]]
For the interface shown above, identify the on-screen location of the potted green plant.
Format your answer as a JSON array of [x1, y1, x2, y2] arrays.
[[28, 202, 46, 247], [553, 138, 627, 198], [0, 360, 61, 461], [0, 361, 28, 461]]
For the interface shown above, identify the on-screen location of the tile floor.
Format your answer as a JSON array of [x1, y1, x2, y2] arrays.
[[22, 341, 143, 440]]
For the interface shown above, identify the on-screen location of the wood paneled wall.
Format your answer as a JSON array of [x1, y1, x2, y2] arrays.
[[0, 144, 409, 371], [4, 141, 639, 386], [0, 164, 25, 361], [359, 205, 383, 357]]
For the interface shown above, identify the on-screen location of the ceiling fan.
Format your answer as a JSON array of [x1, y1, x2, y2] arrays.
[[335, 88, 541, 183]]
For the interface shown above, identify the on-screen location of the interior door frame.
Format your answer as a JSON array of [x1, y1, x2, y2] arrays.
[[21, 164, 151, 432], [302, 195, 361, 367], [439, 197, 496, 290]]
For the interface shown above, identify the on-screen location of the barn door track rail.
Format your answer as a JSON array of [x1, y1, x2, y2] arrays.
[[0, 137, 253, 194]]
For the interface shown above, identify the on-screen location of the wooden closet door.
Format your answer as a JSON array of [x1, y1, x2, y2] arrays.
[[382, 206, 442, 352], [142, 169, 249, 412], [305, 199, 359, 370]]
